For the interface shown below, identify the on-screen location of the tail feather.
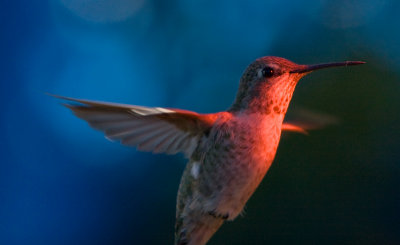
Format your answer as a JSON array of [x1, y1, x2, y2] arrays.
[[175, 212, 224, 245]]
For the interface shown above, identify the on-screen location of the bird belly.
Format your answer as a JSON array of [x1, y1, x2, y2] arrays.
[[205, 121, 281, 220], [213, 149, 276, 220]]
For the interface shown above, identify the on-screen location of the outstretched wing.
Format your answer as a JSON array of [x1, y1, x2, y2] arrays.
[[51, 94, 217, 157]]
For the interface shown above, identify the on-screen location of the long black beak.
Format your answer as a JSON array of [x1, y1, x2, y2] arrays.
[[290, 61, 365, 74]]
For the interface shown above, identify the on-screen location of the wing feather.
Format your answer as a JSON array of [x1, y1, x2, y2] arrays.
[[52, 94, 218, 157], [153, 130, 182, 154], [105, 120, 168, 139]]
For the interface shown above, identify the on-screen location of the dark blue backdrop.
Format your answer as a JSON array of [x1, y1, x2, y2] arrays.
[[1, 0, 400, 244]]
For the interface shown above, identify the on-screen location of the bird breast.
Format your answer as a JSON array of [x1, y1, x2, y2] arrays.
[[199, 113, 283, 220]]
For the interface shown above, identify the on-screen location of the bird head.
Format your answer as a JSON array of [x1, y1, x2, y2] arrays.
[[230, 56, 364, 115]]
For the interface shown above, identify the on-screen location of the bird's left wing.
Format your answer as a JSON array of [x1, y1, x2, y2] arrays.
[[51, 95, 217, 158], [282, 123, 308, 135], [282, 108, 339, 135]]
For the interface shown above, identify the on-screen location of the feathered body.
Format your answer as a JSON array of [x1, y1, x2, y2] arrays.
[[174, 57, 303, 244], [52, 56, 364, 245], [175, 112, 283, 245]]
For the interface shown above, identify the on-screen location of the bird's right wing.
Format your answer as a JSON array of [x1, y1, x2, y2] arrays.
[[51, 95, 219, 158]]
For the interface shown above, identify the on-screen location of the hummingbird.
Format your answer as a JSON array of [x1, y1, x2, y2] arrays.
[[51, 56, 364, 245]]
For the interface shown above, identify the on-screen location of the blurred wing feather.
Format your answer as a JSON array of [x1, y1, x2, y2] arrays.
[[281, 123, 308, 135]]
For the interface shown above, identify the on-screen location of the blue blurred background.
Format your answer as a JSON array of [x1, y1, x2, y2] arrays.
[[2, 0, 400, 244]]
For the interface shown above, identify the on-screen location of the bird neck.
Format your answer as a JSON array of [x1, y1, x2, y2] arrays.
[[229, 80, 297, 117]]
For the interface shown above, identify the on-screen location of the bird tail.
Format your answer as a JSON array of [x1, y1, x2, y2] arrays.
[[175, 212, 224, 245]]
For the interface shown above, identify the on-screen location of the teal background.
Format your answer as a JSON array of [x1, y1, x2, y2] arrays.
[[1, 0, 400, 244]]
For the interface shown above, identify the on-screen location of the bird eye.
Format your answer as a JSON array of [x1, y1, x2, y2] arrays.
[[262, 67, 274, 78]]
